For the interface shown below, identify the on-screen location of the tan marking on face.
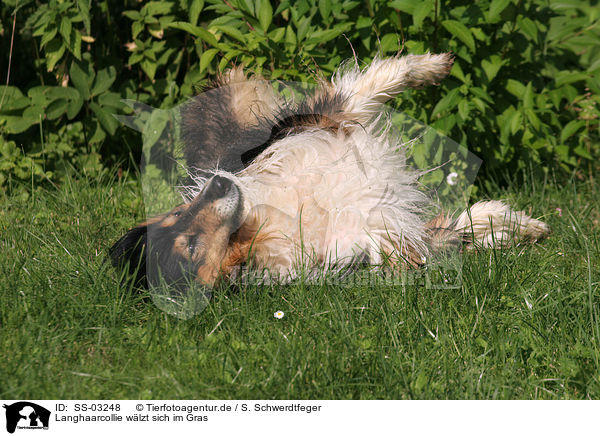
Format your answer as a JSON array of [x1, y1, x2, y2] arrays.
[[139, 203, 191, 229], [161, 193, 242, 286], [160, 204, 191, 227]]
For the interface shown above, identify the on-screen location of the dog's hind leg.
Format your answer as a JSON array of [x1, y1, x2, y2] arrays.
[[332, 53, 455, 123]]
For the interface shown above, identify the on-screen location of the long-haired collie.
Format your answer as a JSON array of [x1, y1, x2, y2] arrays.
[[110, 53, 549, 290]]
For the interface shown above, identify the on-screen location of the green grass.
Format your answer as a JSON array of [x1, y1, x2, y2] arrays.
[[1, 167, 599, 399]]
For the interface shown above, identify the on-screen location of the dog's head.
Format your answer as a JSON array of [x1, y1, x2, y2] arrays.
[[110, 175, 245, 289]]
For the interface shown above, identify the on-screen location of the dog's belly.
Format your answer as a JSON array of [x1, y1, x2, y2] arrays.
[[240, 129, 421, 277]]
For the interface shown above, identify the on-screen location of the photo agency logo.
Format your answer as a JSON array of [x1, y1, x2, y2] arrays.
[[3, 402, 50, 433], [112, 65, 480, 319]]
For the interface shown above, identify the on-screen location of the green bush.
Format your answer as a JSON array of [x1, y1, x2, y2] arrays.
[[0, 0, 598, 190]]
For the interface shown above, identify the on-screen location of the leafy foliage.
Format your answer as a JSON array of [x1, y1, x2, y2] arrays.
[[0, 0, 598, 190]]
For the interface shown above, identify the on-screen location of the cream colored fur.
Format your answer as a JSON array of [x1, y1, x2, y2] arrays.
[[183, 54, 549, 281], [455, 200, 549, 248]]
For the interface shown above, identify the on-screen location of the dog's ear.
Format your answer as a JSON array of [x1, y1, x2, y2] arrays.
[[109, 224, 148, 288]]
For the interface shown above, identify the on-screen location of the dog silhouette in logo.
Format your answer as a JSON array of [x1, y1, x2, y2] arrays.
[[3, 402, 50, 434]]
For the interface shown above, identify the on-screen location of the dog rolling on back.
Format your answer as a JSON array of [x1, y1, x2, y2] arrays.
[[110, 53, 549, 289]]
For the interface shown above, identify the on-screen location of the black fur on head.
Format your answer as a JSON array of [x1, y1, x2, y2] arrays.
[[109, 207, 198, 291], [109, 224, 149, 288]]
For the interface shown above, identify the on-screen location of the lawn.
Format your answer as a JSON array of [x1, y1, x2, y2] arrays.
[[1, 166, 599, 399]]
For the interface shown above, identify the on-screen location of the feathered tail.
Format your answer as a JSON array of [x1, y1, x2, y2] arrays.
[[427, 200, 550, 251], [332, 53, 455, 123]]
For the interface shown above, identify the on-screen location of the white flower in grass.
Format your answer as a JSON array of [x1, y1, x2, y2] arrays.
[[446, 172, 458, 186], [274, 311, 284, 319]]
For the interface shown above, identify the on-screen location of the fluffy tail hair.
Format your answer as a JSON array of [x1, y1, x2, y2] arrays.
[[427, 200, 550, 251]]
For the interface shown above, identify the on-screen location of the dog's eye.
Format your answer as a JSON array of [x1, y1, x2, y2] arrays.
[[173, 211, 181, 217]]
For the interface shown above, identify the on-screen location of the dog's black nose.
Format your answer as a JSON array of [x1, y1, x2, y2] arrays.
[[208, 175, 231, 197]]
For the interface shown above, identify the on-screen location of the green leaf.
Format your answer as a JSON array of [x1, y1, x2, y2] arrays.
[[142, 109, 170, 150], [1, 115, 39, 134], [413, 0, 433, 28], [129, 20, 142, 38], [92, 66, 117, 97], [143, 1, 173, 17], [518, 16, 538, 41], [70, 61, 91, 100], [215, 24, 246, 43], [0, 86, 25, 111], [76, 0, 91, 33], [523, 82, 534, 109], [98, 92, 123, 109], [197, 27, 220, 46], [129, 52, 144, 66], [219, 49, 242, 70], [199, 48, 219, 72], [506, 79, 526, 98], [560, 119, 585, 143], [189, 0, 204, 26], [431, 88, 461, 118], [305, 24, 351, 45], [510, 110, 522, 134], [45, 39, 66, 72], [59, 17, 72, 44], [141, 58, 158, 80], [389, 0, 416, 14], [380, 33, 399, 53], [413, 372, 428, 393], [66, 90, 83, 119], [481, 55, 504, 81], [296, 16, 311, 41], [45, 86, 79, 102], [471, 27, 488, 41], [86, 119, 107, 143], [284, 25, 296, 50], [89, 102, 118, 135], [268, 27, 285, 43], [488, 0, 511, 22], [458, 99, 470, 120], [554, 71, 589, 87], [45, 99, 68, 120], [123, 10, 142, 21], [471, 97, 488, 112], [525, 108, 540, 130], [23, 103, 44, 122], [72, 29, 82, 60], [237, 0, 254, 15], [40, 26, 58, 48], [274, 1, 290, 16], [318, 0, 331, 21], [573, 144, 593, 159], [356, 16, 372, 29], [257, 0, 273, 31], [27, 86, 50, 105], [441, 20, 475, 52], [169, 21, 201, 36]]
